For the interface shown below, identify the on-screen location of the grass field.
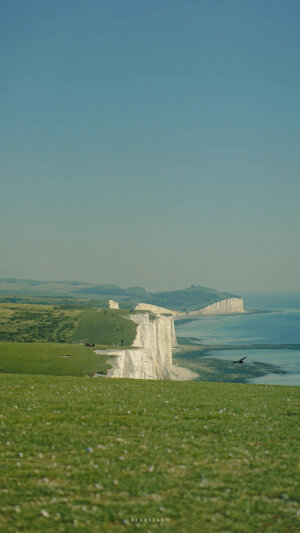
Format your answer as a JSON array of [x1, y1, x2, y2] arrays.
[[0, 374, 299, 532], [0, 343, 111, 377]]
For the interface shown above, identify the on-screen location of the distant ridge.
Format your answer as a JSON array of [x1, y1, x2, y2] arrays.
[[0, 278, 239, 312]]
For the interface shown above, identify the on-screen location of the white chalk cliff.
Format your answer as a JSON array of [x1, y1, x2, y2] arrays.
[[96, 313, 196, 381], [135, 298, 244, 318], [190, 297, 244, 316], [108, 300, 119, 309]]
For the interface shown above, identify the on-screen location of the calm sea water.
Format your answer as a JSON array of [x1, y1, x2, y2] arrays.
[[175, 293, 300, 386]]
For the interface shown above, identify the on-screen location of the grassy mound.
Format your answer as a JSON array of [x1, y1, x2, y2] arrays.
[[1, 374, 299, 532], [72, 309, 137, 347], [0, 343, 111, 377]]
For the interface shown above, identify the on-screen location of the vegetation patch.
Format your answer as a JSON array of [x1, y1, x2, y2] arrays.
[[0, 303, 138, 349], [0, 303, 80, 343], [0, 374, 299, 532]]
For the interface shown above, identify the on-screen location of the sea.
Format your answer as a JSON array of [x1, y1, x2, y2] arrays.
[[174, 293, 300, 386]]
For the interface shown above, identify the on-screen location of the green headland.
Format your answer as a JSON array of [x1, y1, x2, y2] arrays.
[[0, 278, 238, 312]]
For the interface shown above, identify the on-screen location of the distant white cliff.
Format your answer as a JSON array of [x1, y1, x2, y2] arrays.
[[189, 297, 244, 316], [135, 298, 243, 318], [95, 312, 196, 381], [108, 300, 119, 309]]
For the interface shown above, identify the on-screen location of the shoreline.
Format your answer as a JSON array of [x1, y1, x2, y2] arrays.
[[176, 340, 300, 351], [173, 342, 300, 386]]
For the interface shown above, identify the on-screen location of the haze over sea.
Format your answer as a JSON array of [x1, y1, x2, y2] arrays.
[[175, 293, 300, 386]]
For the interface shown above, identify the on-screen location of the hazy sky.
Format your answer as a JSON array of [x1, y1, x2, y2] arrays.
[[1, 0, 300, 293]]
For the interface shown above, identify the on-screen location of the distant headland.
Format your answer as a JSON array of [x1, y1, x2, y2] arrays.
[[0, 278, 243, 315]]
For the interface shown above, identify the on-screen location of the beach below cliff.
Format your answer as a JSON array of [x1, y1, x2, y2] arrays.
[[170, 364, 198, 380]]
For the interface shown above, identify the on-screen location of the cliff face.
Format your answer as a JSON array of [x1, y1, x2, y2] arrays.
[[103, 313, 174, 380], [95, 312, 191, 380], [193, 297, 244, 316]]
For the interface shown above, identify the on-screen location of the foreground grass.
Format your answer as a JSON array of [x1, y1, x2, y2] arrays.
[[0, 375, 299, 532], [0, 343, 111, 376]]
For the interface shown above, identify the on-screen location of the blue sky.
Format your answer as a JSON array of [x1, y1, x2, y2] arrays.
[[1, 0, 300, 292]]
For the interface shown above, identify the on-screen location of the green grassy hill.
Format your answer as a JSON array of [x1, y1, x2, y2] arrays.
[[77, 284, 237, 311], [1, 374, 299, 532], [130, 285, 237, 312]]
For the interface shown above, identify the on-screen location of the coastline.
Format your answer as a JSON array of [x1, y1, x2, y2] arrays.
[[174, 308, 274, 327], [173, 303, 300, 385]]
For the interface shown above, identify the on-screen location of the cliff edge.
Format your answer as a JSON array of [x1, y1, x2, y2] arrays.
[[134, 302, 179, 316]]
